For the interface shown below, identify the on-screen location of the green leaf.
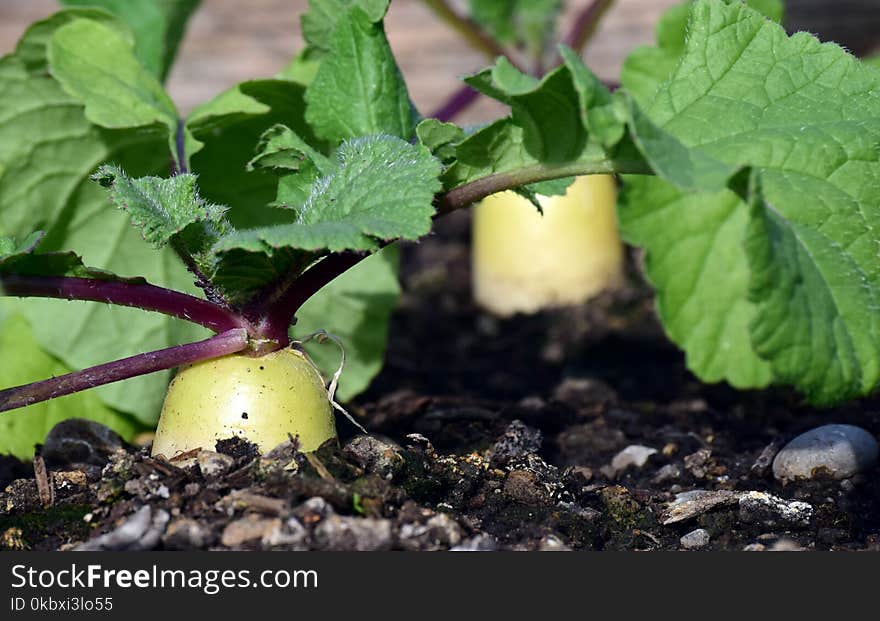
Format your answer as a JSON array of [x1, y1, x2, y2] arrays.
[[304, 5, 416, 143], [468, 0, 562, 57], [0, 12, 204, 425], [443, 51, 625, 190], [621, 0, 784, 107], [0, 233, 43, 258], [619, 176, 773, 388], [301, 0, 390, 52], [247, 124, 333, 207], [47, 18, 178, 145], [213, 135, 441, 255], [59, 0, 201, 82], [465, 57, 585, 162], [620, 0, 880, 403], [91, 165, 230, 268], [416, 119, 465, 164], [295, 245, 400, 401], [0, 231, 142, 283], [0, 310, 144, 459], [186, 79, 317, 229]]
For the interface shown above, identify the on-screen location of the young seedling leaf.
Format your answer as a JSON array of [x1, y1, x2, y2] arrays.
[[213, 135, 441, 255], [304, 5, 416, 143], [620, 0, 880, 403], [443, 53, 631, 191], [91, 165, 230, 269], [416, 119, 466, 164], [247, 124, 334, 208], [59, 0, 201, 82], [296, 245, 400, 401]]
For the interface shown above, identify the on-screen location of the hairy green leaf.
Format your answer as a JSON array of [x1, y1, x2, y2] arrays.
[[213, 135, 441, 256], [59, 0, 200, 81], [247, 124, 333, 208], [91, 165, 230, 271]]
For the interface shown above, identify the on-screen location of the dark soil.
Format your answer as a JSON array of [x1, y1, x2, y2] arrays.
[[2, 212, 879, 551]]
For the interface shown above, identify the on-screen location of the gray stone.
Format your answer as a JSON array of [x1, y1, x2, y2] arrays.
[[76, 505, 169, 551], [42, 419, 126, 467], [451, 535, 498, 551], [553, 377, 617, 409], [313, 516, 393, 551], [661, 490, 738, 525], [293, 497, 335, 523], [737, 491, 812, 526], [652, 463, 682, 484], [221, 515, 280, 548], [163, 518, 215, 550], [398, 514, 463, 551], [680, 528, 711, 549], [683, 448, 713, 478], [197, 450, 236, 478], [262, 518, 307, 549], [538, 535, 572, 551], [490, 420, 542, 465], [772, 424, 878, 481], [610, 445, 657, 473], [343, 435, 404, 479]]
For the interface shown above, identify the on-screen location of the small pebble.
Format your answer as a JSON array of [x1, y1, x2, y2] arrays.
[[737, 491, 812, 526], [76, 506, 168, 551], [652, 463, 682, 484], [313, 516, 392, 551], [197, 450, 236, 478], [163, 518, 214, 550], [610, 445, 657, 474], [451, 535, 497, 551], [221, 515, 279, 548], [343, 435, 404, 479], [262, 518, 307, 549], [41, 419, 126, 467], [490, 420, 542, 465], [772, 424, 879, 481], [398, 514, 463, 551], [680, 528, 710, 550]]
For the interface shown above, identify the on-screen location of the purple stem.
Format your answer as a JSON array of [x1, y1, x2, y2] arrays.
[[561, 0, 616, 53], [0, 275, 247, 334], [0, 329, 249, 413], [430, 85, 482, 123], [259, 252, 367, 345]]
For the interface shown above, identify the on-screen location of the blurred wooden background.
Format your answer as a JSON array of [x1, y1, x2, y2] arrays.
[[1, 0, 879, 124]]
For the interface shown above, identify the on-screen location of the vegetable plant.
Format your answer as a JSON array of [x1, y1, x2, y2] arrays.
[[2, 0, 880, 458], [425, 0, 625, 315]]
